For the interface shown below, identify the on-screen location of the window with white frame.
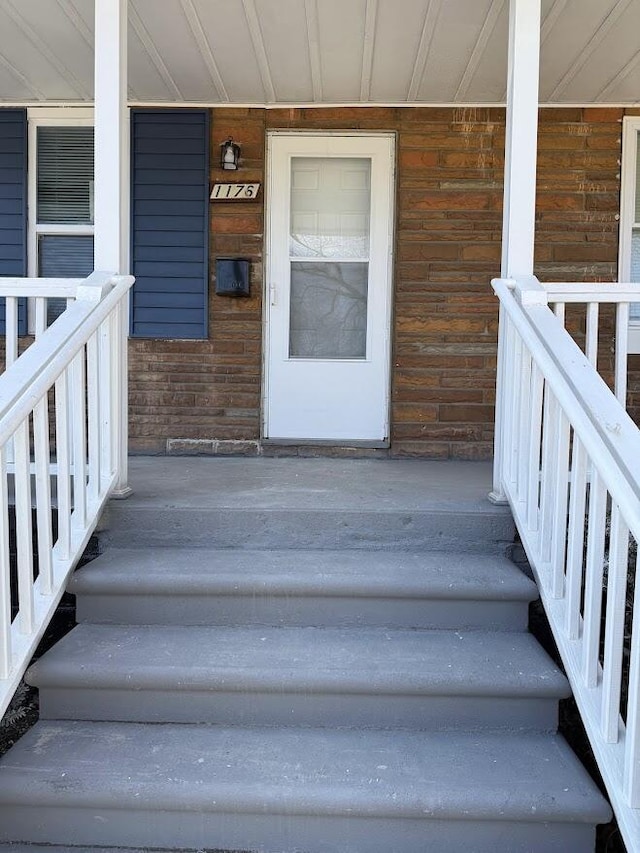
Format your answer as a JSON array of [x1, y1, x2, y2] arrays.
[[620, 116, 640, 351], [28, 109, 94, 323]]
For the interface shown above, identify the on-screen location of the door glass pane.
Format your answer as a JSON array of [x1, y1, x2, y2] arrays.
[[290, 158, 370, 258], [289, 157, 371, 359], [38, 234, 94, 322], [289, 261, 368, 359], [37, 126, 94, 224]]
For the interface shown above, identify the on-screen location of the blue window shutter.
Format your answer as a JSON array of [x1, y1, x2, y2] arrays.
[[0, 109, 27, 335], [131, 109, 209, 339]]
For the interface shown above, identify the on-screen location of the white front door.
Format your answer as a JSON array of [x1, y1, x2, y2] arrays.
[[265, 134, 395, 442]]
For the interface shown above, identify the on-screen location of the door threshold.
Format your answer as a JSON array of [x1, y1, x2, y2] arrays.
[[262, 439, 389, 449]]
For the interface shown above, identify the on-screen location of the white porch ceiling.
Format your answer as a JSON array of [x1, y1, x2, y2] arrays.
[[0, 0, 639, 106]]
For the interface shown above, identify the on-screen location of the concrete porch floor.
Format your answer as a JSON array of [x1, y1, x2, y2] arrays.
[[120, 456, 509, 516]]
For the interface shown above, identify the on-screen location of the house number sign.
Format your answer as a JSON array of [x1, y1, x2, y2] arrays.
[[211, 182, 261, 200]]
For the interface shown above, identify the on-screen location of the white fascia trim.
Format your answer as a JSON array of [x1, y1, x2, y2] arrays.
[[3, 100, 640, 110]]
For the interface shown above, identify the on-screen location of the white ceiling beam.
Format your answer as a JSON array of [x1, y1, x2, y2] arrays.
[[540, 0, 568, 46], [455, 0, 506, 101], [407, 0, 443, 101], [548, 0, 634, 100], [0, 49, 46, 100], [129, 3, 183, 101], [360, 0, 378, 102], [596, 46, 640, 102], [180, 0, 229, 102], [242, 0, 276, 103], [304, 0, 323, 101], [55, 0, 93, 48], [2, 0, 90, 99]]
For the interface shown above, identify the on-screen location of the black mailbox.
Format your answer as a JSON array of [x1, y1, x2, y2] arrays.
[[215, 258, 250, 297]]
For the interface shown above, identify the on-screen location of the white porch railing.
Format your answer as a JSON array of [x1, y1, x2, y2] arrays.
[[0, 271, 134, 719], [492, 275, 640, 851]]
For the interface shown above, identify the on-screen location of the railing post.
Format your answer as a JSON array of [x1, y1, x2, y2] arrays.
[[492, 0, 541, 503], [94, 0, 132, 500]]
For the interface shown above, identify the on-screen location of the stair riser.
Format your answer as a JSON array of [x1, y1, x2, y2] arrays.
[[0, 806, 596, 853], [38, 688, 559, 732], [76, 594, 530, 631], [102, 508, 514, 553]]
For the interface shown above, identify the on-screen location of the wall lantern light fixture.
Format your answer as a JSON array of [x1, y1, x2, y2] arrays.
[[220, 137, 241, 170]]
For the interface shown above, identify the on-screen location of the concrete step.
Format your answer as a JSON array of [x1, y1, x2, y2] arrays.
[[0, 721, 611, 853], [71, 547, 536, 630], [27, 624, 568, 731], [101, 459, 514, 553]]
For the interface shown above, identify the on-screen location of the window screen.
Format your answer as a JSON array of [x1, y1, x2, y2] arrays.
[[37, 126, 94, 224]]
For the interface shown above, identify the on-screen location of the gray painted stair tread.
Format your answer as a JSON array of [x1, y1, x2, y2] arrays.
[[70, 548, 536, 601], [123, 457, 506, 513], [0, 721, 610, 823], [28, 624, 568, 697]]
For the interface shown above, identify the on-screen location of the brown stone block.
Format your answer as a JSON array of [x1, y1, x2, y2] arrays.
[[400, 191, 495, 211], [585, 193, 620, 212], [539, 108, 584, 123], [461, 244, 501, 262], [391, 441, 450, 459], [536, 193, 584, 211], [553, 244, 617, 262], [537, 135, 586, 151], [398, 243, 460, 261], [392, 403, 438, 422], [396, 316, 491, 334], [450, 442, 493, 460], [439, 404, 494, 423], [586, 134, 621, 150], [211, 214, 263, 235], [399, 149, 440, 168], [583, 112, 623, 130], [394, 388, 484, 404]]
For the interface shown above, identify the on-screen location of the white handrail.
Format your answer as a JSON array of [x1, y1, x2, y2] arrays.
[[493, 274, 640, 851], [0, 271, 134, 720]]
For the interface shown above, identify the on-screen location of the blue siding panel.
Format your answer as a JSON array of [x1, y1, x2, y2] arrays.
[[130, 109, 209, 339], [0, 109, 27, 335]]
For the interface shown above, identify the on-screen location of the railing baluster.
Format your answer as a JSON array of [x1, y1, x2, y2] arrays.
[[601, 503, 630, 743], [507, 325, 521, 488], [0, 446, 10, 679], [5, 297, 18, 368], [87, 331, 100, 504], [33, 396, 53, 595], [13, 418, 33, 635], [624, 548, 640, 806], [582, 472, 607, 689], [539, 387, 559, 568], [99, 316, 113, 483], [615, 302, 629, 406], [34, 297, 47, 339], [516, 346, 532, 505], [550, 409, 571, 598], [585, 302, 599, 367], [565, 436, 588, 640], [70, 350, 87, 530], [526, 362, 544, 533], [54, 369, 72, 561]]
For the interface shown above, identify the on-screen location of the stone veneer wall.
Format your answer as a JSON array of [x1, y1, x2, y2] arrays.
[[127, 106, 630, 458]]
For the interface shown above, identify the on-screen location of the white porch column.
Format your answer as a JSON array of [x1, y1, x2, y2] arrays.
[[491, 0, 542, 503], [94, 0, 132, 497]]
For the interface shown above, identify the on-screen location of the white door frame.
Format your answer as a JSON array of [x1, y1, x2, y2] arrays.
[[263, 131, 395, 443]]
